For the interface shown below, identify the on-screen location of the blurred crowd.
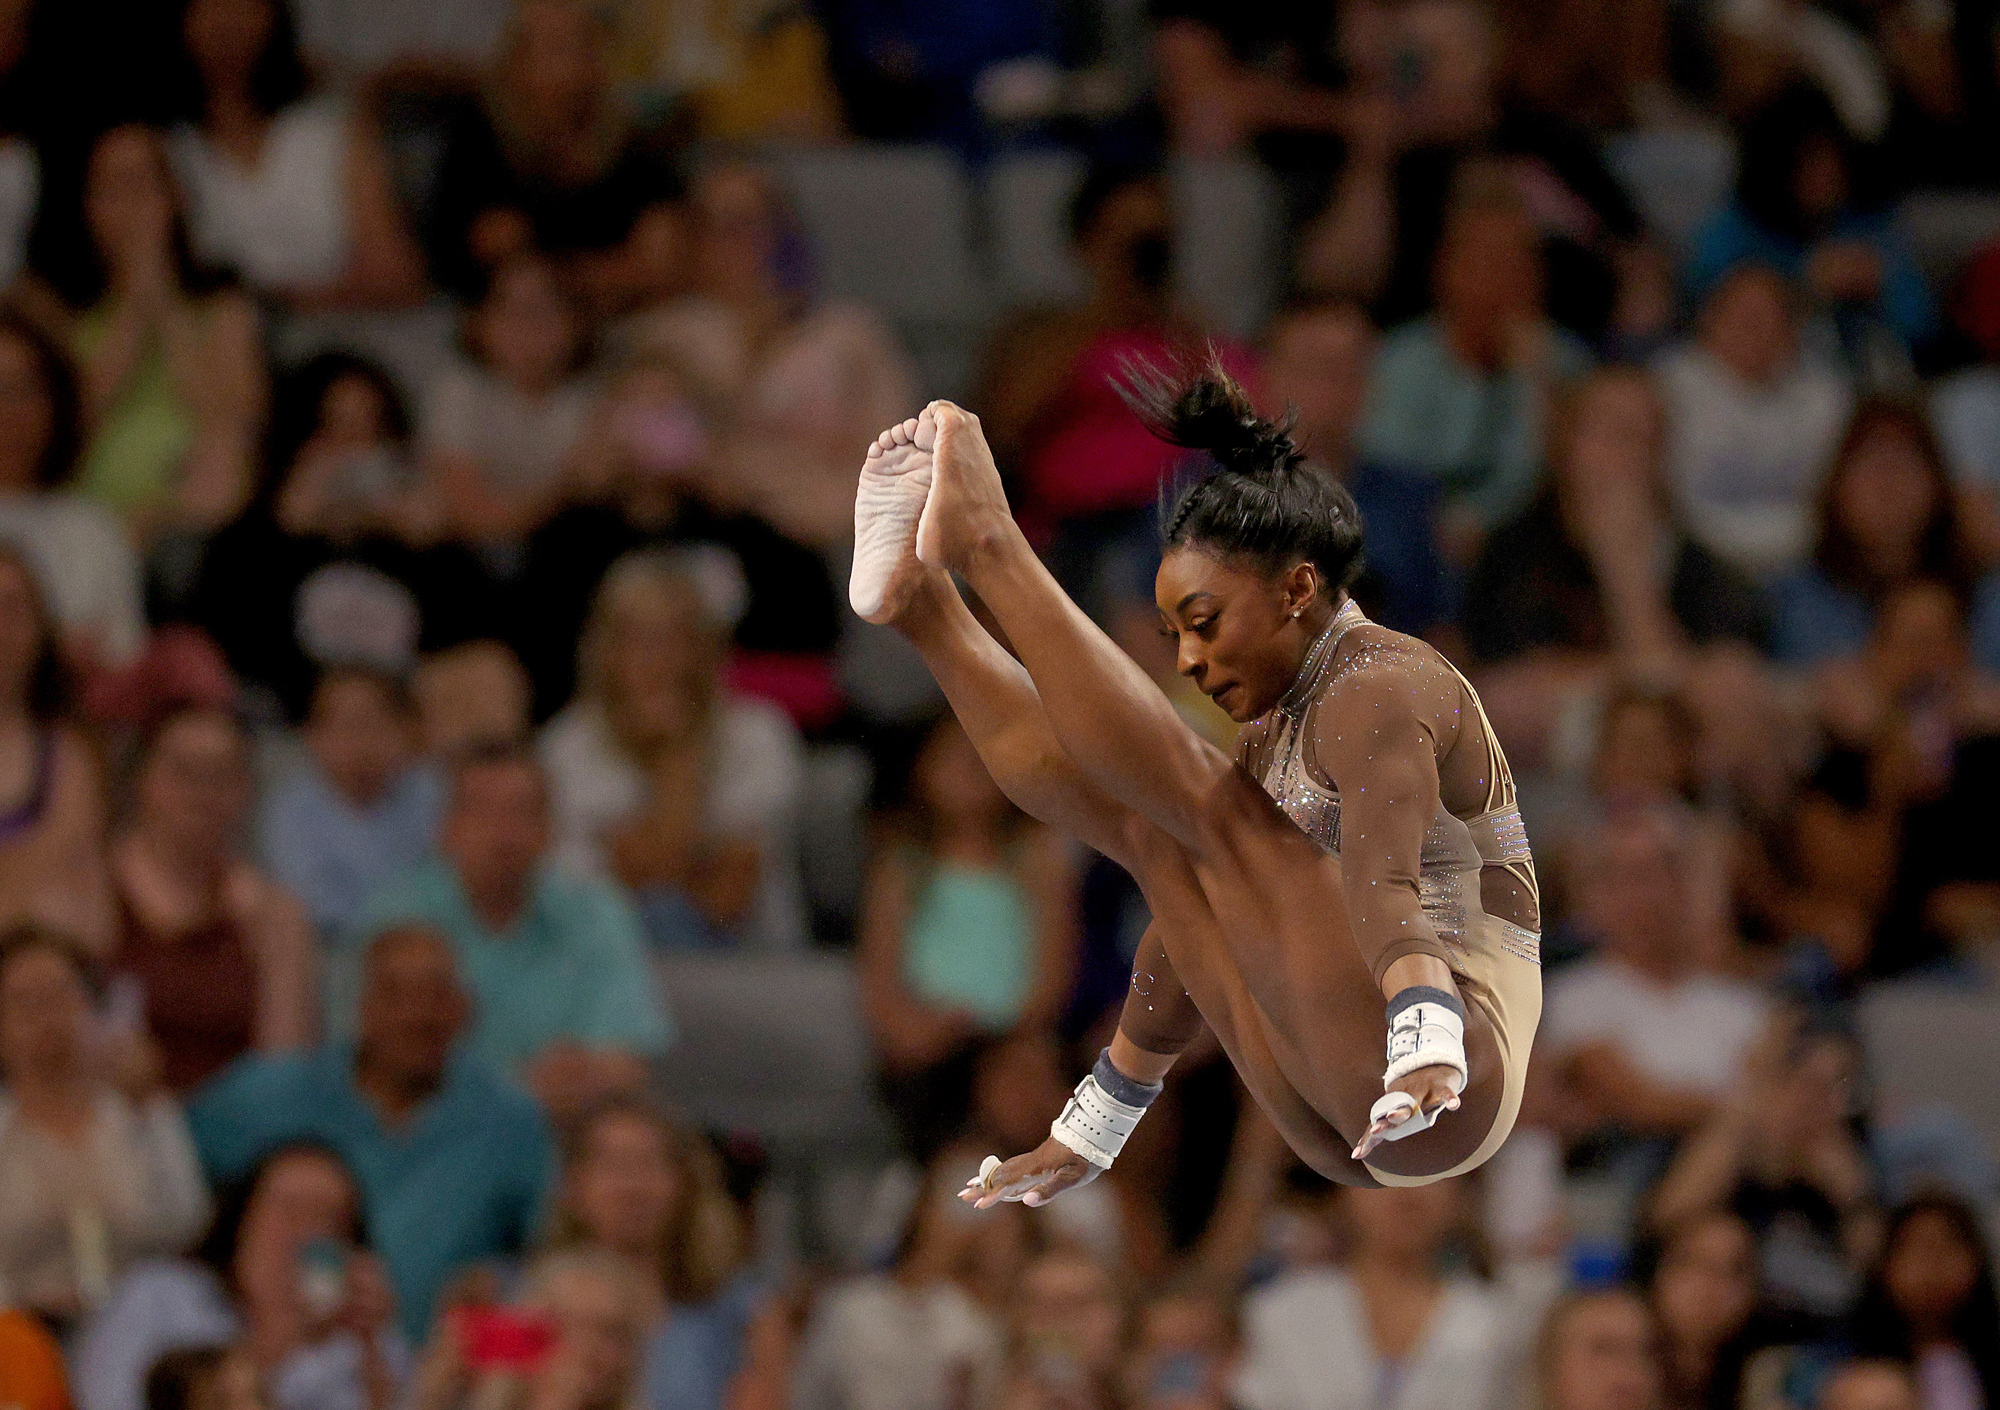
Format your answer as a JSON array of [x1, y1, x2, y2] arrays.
[[3, 1, 2000, 1410]]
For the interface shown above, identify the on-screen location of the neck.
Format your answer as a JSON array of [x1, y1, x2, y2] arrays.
[[1278, 596, 1350, 709], [0, 697, 31, 731], [9, 1063, 95, 1117], [352, 1048, 444, 1125], [1443, 314, 1508, 372], [206, 88, 267, 139], [464, 871, 529, 930], [1624, 945, 1689, 985], [1353, 1246, 1435, 1281], [131, 821, 228, 888]]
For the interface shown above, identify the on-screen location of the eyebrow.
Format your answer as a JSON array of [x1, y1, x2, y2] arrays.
[[1174, 592, 1215, 613]]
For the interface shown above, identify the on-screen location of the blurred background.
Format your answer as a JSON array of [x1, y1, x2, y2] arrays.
[[2, 1, 2000, 1409]]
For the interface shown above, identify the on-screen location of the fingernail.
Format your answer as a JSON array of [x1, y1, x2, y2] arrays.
[[1024, 1193, 1042, 1207]]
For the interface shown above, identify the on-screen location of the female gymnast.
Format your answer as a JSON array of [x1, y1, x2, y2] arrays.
[[848, 360, 1541, 1197]]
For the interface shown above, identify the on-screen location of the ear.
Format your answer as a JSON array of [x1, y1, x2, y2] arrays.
[[1279, 561, 1320, 619]]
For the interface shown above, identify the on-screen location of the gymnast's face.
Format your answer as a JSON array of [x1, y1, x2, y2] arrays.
[[1156, 547, 1323, 723]]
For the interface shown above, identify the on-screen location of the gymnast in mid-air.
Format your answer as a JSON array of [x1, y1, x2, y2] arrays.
[[848, 358, 1541, 1195]]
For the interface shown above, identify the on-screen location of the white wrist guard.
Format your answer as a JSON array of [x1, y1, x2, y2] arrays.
[[1049, 1052, 1160, 1169], [1383, 986, 1468, 1093]]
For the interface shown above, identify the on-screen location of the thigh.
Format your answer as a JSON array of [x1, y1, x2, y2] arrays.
[[1127, 833, 1371, 1184], [1144, 778, 1508, 1179]]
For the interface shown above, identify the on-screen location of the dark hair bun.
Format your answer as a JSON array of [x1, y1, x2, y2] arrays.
[[1115, 349, 1302, 477], [1117, 348, 1364, 592]]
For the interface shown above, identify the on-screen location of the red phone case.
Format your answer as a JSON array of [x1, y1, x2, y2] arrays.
[[456, 1307, 558, 1371]]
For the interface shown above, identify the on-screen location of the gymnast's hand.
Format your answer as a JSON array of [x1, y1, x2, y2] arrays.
[[959, 1136, 1098, 1209]]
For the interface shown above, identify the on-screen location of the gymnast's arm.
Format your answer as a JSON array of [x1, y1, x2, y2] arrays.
[[962, 924, 1203, 1208]]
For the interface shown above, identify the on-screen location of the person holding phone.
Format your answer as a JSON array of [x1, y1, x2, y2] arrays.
[[72, 1142, 406, 1410], [404, 1250, 651, 1410]]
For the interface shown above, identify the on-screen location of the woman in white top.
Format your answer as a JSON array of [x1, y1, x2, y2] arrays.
[[1234, 1181, 1529, 1410], [540, 547, 807, 949], [0, 927, 209, 1322], [167, 0, 425, 311]]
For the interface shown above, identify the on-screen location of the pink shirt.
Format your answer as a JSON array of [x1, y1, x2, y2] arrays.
[[1024, 328, 1259, 520]]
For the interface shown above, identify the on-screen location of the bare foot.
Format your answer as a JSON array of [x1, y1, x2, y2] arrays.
[[849, 413, 936, 625], [915, 401, 1015, 573], [1351, 1063, 1463, 1161]]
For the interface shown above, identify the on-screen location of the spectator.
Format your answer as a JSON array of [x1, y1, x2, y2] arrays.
[[1645, 1211, 1761, 1410], [109, 705, 316, 1093], [405, 1249, 652, 1410], [1463, 367, 1769, 761], [410, 1256, 652, 1410], [416, 253, 594, 548], [1233, 1183, 1517, 1410], [1686, 88, 1935, 363], [0, 309, 147, 670], [186, 354, 445, 720], [257, 667, 442, 939], [790, 1157, 1008, 1410], [138, 1347, 262, 1410], [165, 0, 427, 311], [817, 0, 1059, 147], [1848, 1195, 2000, 1410], [1819, 1362, 1923, 1410], [858, 715, 1076, 1159], [1654, 264, 1852, 580], [0, 926, 210, 1322], [1649, 1027, 1878, 1329], [1807, 581, 2000, 974], [186, 925, 553, 1345], [996, 1247, 1125, 1410], [0, 546, 115, 948], [1292, 0, 1652, 340], [411, 640, 532, 756], [0, 1306, 69, 1410], [1354, 161, 1593, 570], [1542, 807, 1769, 1140], [1768, 399, 1999, 671], [1535, 1288, 1664, 1410], [1258, 300, 1375, 475], [64, 124, 266, 535], [624, 159, 915, 550], [1149, 2, 1348, 164], [424, 0, 683, 312], [539, 548, 806, 949], [1123, 1291, 1240, 1410], [338, 740, 672, 1119], [512, 352, 840, 723], [71, 1143, 405, 1410], [976, 163, 1241, 601], [547, 1100, 758, 1410]]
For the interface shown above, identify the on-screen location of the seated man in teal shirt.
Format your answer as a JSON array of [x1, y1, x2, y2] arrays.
[[189, 926, 555, 1344], [333, 740, 674, 1120]]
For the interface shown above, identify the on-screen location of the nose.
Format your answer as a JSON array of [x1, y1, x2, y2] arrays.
[[1176, 636, 1203, 680]]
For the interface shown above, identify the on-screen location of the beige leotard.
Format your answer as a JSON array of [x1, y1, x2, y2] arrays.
[[1255, 599, 1543, 1184]]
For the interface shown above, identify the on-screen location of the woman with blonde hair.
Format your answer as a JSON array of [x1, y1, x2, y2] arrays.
[[538, 547, 806, 949], [547, 1100, 757, 1410]]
